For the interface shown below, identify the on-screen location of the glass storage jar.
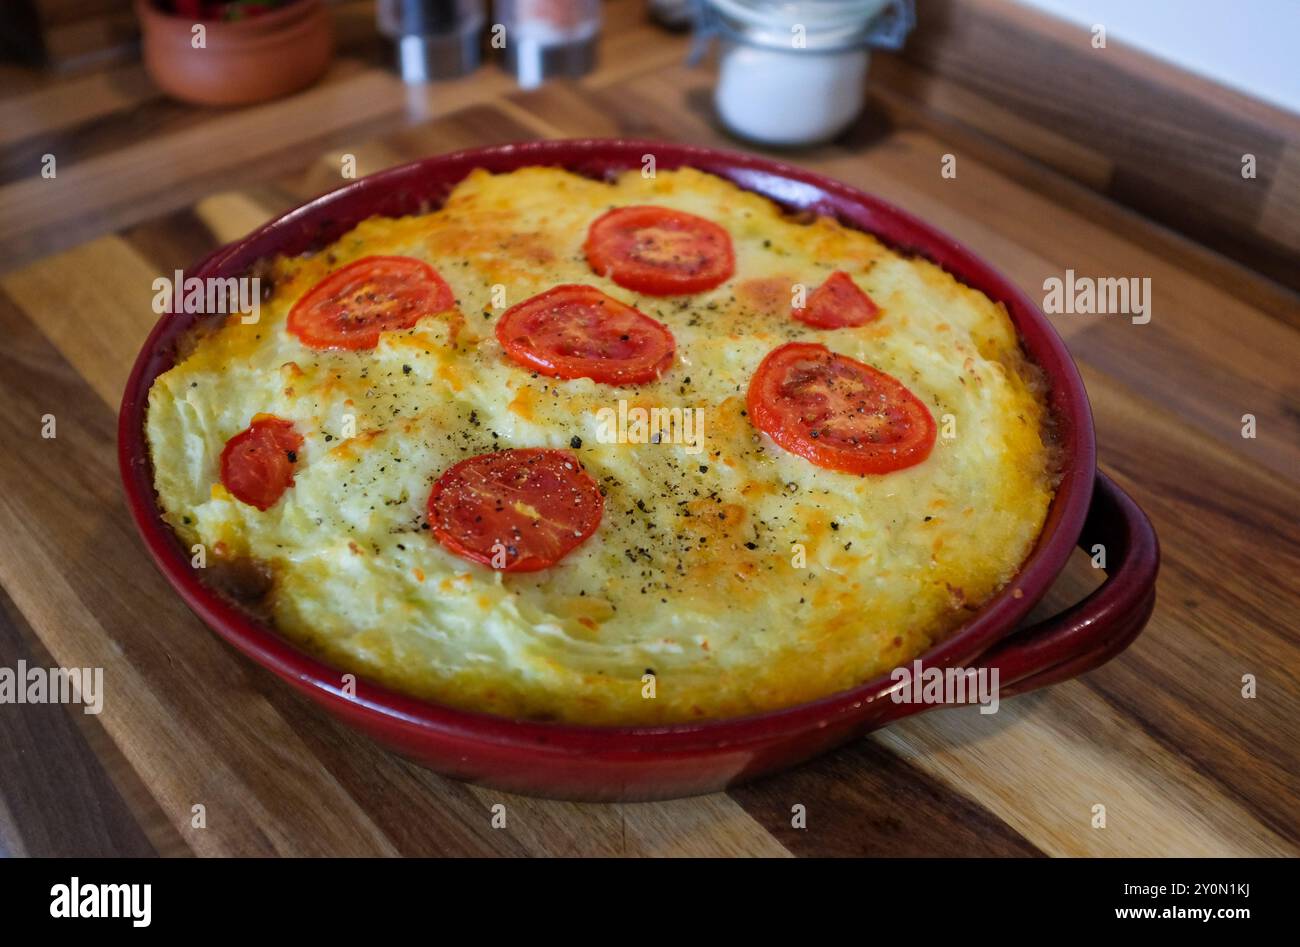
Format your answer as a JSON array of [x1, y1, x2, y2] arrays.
[[695, 0, 914, 147]]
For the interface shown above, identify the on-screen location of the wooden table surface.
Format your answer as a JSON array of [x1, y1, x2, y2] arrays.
[[1, 1, 1297, 858]]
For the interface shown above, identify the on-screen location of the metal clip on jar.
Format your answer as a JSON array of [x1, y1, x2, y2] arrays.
[[378, 0, 486, 83], [693, 0, 915, 147], [495, 0, 601, 89]]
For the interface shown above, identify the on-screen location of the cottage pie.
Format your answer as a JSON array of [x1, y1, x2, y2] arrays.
[[145, 166, 1057, 724]]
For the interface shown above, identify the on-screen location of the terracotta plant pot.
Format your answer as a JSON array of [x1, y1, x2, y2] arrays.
[[135, 0, 334, 106]]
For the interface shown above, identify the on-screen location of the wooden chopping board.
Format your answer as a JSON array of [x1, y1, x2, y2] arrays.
[[0, 1, 1296, 858]]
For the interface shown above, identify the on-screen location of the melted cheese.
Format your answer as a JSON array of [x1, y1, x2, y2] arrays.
[[146, 167, 1056, 724]]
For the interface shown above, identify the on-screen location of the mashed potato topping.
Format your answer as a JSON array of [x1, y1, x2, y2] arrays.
[[146, 166, 1056, 724]]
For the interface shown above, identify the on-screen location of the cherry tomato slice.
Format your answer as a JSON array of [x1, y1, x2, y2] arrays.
[[794, 271, 880, 328], [219, 415, 304, 511], [746, 342, 936, 475], [495, 284, 676, 384], [584, 205, 734, 296], [428, 448, 604, 573], [287, 255, 453, 351]]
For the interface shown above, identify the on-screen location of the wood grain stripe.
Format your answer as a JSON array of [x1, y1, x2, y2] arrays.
[[0, 6, 1296, 851], [862, 68, 1300, 334], [730, 737, 1044, 856], [898, 0, 1300, 292], [1, 235, 167, 406], [0, 584, 158, 858], [0, 69, 408, 273], [236, 672, 533, 857], [0, 288, 403, 856], [879, 683, 1291, 856], [465, 789, 792, 857], [1080, 371, 1300, 846], [0, 64, 155, 150]]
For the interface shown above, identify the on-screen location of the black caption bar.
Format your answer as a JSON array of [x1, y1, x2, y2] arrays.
[[0, 857, 1285, 933]]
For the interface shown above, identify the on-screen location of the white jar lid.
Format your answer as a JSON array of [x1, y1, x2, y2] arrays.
[[700, 0, 910, 52]]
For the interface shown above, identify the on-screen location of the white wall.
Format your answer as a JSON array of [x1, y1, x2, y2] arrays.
[[1013, 0, 1300, 113]]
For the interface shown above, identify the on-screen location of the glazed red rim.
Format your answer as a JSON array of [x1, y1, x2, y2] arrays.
[[119, 138, 1096, 753]]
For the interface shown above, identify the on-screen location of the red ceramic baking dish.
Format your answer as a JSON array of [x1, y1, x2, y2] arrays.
[[119, 139, 1159, 801]]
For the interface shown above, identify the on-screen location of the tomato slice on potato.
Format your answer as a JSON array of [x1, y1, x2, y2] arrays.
[[794, 271, 880, 329], [428, 448, 604, 573], [287, 255, 453, 350], [495, 284, 675, 384], [746, 342, 935, 475], [585, 205, 734, 296], [220, 415, 304, 511]]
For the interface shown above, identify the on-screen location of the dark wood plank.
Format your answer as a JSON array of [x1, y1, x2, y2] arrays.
[[0, 287, 405, 855], [863, 55, 1300, 333], [1076, 370, 1300, 846], [731, 738, 1044, 857], [893, 0, 1300, 292], [0, 67, 409, 276], [238, 669, 534, 857], [0, 561, 159, 857], [0, 0, 1295, 857]]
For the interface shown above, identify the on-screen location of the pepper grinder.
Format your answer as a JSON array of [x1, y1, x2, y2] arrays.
[[377, 0, 486, 83], [494, 0, 601, 89]]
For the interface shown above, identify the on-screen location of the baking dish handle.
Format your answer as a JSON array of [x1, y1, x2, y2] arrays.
[[972, 471, 1159, 698]]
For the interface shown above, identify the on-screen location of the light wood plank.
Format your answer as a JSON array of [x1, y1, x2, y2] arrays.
[[0, 69, 408, 269], [1, 235, 162, 407], [0, 64, 155, 149]]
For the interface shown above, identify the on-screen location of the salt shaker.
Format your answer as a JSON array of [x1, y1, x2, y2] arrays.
[[694, 0, 915, 147], [377, 0, 487, 83], [495, 0, 602, 89]]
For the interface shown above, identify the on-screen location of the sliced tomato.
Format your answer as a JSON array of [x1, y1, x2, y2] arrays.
[[427, 448, 604, 573], [219, 415, 304, 511], [584, 205, 734, 296], [746, 342, 935, 475], [495, 284, 675, 384], [287, 255, 453, 350], [794, 271, 880, 328]]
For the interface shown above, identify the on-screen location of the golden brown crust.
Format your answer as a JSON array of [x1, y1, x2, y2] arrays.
[[146, 166, 1057, 724]]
